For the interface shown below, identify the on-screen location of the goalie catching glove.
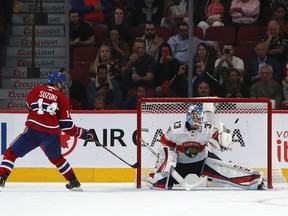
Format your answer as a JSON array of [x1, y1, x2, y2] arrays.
[[208, 122, 232, 152]]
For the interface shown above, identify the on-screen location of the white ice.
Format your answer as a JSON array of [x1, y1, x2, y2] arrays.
[[1, 183, 288, 216]]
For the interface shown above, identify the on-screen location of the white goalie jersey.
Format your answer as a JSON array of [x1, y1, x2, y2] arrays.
[[160, 120, 217, 164]]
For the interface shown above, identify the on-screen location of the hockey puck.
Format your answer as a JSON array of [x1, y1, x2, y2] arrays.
[[235, 118, 239, 124]]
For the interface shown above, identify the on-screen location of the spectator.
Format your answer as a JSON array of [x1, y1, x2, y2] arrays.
[[69, 9, 95, 48], [154, 43, 180, 97], [103, 27, 131, 64], [110, 1, 139, 27], [193, 43, 219, 96], [92, 95, 107, 110], [87, 64, 122, 108], [219, 68, 249, 98], [229, 0, 260, 29], [89, 44, 122, 81], [197, 0, 232, 36], [246, 41, 282, 87], [250, 64, 284, 109], [196, 80, 212, 97], [70, 0, 105, 24], [263, 20, 288, 63], [135, 0, 164, 26], [122, 82, 147, 110], [271, 3, 288, 37], [161, 0, 189, 28], [167, 22, 220, 64], [213, 42, 244, 84], [140, 21, 164, 62], [121, 38, 155, 97], [106, 6, 132, 45]]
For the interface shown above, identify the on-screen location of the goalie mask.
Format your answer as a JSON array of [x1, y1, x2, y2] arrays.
[[186, 105, 204, 129]]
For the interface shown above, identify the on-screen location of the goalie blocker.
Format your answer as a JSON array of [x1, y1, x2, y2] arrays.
[[146, 105, 265, 190]]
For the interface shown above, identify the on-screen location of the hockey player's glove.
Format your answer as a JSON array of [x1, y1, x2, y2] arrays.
[[76, 128, 94, 141]]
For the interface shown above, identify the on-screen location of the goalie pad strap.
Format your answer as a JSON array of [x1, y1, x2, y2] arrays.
[[160, 135, 206, 154]]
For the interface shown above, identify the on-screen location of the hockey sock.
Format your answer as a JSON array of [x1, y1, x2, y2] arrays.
[[0, 147, 18, 177], [49, 157, 75, 180]]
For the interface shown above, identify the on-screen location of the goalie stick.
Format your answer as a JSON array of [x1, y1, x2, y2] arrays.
[[84, 129, 139, 168], [141, 138, 207, 190]]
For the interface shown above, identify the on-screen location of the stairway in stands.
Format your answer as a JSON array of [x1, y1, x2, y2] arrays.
[[0, 0, 68, 109]]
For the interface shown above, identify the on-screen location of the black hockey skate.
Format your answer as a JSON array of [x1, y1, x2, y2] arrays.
[[66, 177, 82, 191], [0, 175, 7, 188]]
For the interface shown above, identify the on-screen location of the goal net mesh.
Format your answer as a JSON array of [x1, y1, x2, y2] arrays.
[[136, 98, 287, 189]]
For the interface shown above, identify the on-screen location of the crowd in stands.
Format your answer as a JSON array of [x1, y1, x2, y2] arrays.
[[68, 0, 288, 110]]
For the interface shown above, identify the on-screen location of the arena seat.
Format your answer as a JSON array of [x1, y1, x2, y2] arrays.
[[72, 46, 98, 65], [92, 25, 107, 45], [155, 26, 172, 42], [237, 25, 266, 46], [205, 26, 236, 43], [69, 63, 91, 86]]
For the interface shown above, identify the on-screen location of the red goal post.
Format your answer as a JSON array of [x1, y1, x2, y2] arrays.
[[136, 98, 279, 189]]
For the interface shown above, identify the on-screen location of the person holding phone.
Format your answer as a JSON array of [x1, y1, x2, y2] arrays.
[[213, 42, 244, 84], [154, 43, 180, 97]]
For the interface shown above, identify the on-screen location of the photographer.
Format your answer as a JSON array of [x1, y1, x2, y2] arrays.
[[213, 42, 244, 84]]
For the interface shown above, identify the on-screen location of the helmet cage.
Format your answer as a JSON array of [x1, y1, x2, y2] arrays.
[[186, 105, 204, 128]]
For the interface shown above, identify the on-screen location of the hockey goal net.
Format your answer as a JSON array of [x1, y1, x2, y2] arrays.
[[136, 98, 287, 189]]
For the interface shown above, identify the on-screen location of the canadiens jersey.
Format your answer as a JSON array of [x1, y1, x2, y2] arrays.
[[25, 85, 78, 136], [161, 120, 217, 164]]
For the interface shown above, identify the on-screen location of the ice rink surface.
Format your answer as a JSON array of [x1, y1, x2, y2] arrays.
[[1, 183, 288, 216]]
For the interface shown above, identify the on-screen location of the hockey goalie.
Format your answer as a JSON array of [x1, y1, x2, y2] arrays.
[[147, 105, 265, 190]]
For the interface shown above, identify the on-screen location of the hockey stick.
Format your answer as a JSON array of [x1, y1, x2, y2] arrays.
[[141, 138, 207, 191], [84, 129, 139, 168]]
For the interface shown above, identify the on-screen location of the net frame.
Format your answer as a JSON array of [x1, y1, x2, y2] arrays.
[[136, 98, 273, 189]]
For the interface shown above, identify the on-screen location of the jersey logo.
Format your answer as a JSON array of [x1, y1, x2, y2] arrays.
[[182, 141, 204, 158]]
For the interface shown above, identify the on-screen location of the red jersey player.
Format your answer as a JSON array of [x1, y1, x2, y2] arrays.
[[0, 71, 93, 191]]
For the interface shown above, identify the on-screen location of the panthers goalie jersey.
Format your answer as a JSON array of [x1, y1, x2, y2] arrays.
[[160, 120, 217, 164]]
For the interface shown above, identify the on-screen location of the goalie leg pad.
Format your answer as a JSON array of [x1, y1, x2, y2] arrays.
[[146, 171, 171, 189], [155, 147, 177, 173], [202, 157, 265, 190], [146, 147, 178, 189]]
